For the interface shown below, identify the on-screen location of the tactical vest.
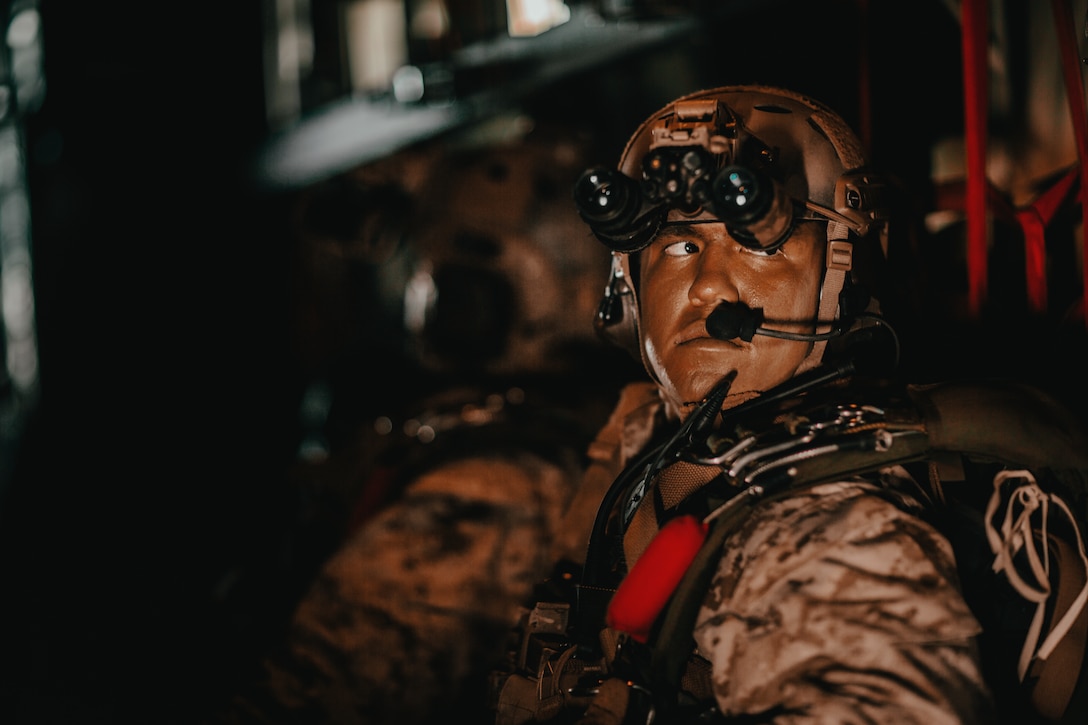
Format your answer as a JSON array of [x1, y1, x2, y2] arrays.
[[490, 374, 1088, 725]]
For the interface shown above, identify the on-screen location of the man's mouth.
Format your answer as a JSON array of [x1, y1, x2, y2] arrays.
[[676, 318, 745, 347], [676, 319, 712, 344]]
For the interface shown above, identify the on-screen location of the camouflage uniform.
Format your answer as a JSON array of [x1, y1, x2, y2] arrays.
[[692, 478, 994, 724], [551, 381, 996, 724], [217, 449, 583, 724], [218, 378, 996, 724]]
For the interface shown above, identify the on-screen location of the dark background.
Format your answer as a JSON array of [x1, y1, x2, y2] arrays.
[[2, 1, 1086, 723]]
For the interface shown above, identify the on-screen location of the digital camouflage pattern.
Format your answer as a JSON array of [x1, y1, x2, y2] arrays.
[[692, 476, 995, 724], [566, 382, 995, 724], [214, 379, 998, 724]]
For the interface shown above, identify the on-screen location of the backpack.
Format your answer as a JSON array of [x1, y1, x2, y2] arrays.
[[490, 372, 1088, 724]]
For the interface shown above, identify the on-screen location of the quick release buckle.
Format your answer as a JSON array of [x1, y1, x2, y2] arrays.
[[827, 239, 853, 272], [699, 401, 895, 485]]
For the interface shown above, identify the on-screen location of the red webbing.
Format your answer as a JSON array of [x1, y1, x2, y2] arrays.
[[1014, 167, 1079, 312], [962, 0, 990, 317], [1050, 0, 1088, 327]]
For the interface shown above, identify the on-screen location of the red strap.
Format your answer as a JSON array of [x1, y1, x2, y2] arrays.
[[960, 1, 1085, 324], [1050, 0, 1088, 327], [1013, 167, 1080, 313], [1014, 210, 1049, 313], [962, 0, 990, 317]]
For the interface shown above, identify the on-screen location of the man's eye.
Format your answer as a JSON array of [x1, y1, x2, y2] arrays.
[[663, 240, 699, 256], [743, 245, 781, 257]]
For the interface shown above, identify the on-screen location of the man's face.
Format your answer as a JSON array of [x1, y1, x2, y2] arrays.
[[637, 216, 826, 419]]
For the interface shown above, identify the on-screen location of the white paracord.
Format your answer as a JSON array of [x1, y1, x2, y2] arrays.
[[983, 469, 1088, 681]]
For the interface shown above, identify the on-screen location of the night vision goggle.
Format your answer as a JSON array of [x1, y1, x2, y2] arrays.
[[573, 98, 885, 254]]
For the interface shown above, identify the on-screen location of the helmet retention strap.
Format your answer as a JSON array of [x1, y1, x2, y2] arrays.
[[797, 224, 852, 374]]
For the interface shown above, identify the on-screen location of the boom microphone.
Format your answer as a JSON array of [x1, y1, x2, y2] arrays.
[[705, 301, 901, 376], [705, 301, 842, 342]]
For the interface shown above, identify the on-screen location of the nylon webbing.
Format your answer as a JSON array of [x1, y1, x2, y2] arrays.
[[1013, 168, 1080, 313], [1049, 0, 1088, 327], [962, 0, 990, 317], [623, 461, 721, 568]]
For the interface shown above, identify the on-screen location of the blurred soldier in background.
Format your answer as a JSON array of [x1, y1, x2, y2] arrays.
[[210, 116, 639, 724]]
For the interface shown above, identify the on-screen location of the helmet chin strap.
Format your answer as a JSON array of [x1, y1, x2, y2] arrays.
[[796, 221, 853, 375]]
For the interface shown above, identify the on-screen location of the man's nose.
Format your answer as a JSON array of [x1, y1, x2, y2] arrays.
[[689, 245, 739, 307]]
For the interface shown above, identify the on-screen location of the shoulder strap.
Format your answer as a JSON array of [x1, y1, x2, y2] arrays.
[[645, 489, 756, 715], [908, 380, 1088, 473], [551, 381, 663, 566]]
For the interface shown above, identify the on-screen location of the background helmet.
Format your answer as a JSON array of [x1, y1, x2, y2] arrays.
[[574, 85, 890, 376]]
